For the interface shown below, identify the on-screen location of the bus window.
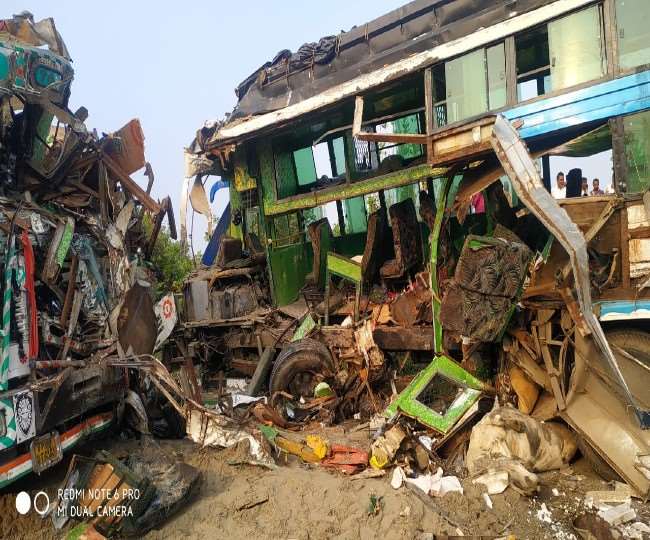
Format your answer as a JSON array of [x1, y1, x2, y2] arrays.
[[272, 212, 301, 247], [433, 43, 506, 126], [616, 0, 650, 72], [294, 146, 318, 187], [302, 201, 341, 236], [343, 197, 367, 234], [516, 25, 551, 100], [292, 136, 346, 194], [548, 6, 605, 91], [622, 110, 650, 193], [516, 5, 605, 100]]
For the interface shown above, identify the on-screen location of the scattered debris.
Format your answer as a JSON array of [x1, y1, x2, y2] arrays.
[[55, 446, 200, 538], [466, 406, 577, 494]]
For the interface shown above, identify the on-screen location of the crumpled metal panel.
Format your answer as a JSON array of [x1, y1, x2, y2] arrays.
[[490, 114, 649, 429]]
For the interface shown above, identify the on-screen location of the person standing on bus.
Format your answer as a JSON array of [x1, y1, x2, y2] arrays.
[[552, 172, 566, 198], [591, 178, 605, 195], [566, 169, 583, 198]]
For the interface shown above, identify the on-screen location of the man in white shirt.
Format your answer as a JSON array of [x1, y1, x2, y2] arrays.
[[552, 172, 566, 199]]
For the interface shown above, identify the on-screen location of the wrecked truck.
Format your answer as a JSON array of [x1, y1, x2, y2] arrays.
[[0, 13, 174, 487], [177, 0, 650, 496]]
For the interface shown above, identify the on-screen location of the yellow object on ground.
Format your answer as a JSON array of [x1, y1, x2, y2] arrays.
[[509, 365, 540, 414], [306, 435, 329, 459]]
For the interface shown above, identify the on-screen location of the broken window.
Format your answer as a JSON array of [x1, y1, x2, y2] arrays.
[[516, 24, 550, 100], [374, 113, 424, 162], [294, 147, 318, 187], [623, 110, 650, 193], [415, 374, 464, 415], [292, 136, 346, 193], [516, 6, 605, 100], [272, 212, 302, 247], [343, 196, 367, 234], [615, 0, 650, 71], [433, 43, 506, 126], [303, 202, 341, 236]]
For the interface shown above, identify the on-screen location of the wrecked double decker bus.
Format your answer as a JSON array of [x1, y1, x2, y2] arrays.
[[180, 0, 650, 495], [0, 13, 174, 487]]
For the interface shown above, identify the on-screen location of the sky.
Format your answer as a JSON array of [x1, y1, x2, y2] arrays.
[[4, 0, 403, 250]]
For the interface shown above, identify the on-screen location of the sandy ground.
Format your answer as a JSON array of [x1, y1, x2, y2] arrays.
[[1, 433, 649, 539]]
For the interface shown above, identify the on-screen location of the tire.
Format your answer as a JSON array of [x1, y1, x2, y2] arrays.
[[577, 436, 621, 483], [269, 338, 334, 398]]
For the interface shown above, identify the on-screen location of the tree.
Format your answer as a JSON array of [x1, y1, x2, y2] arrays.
[[142, 214, 195, 296]]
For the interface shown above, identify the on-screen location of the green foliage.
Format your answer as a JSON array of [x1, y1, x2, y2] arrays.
[[142, 214, 194, 295], [365, 193, 380, 214]]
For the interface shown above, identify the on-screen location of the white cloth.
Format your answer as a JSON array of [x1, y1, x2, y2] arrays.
[[551, 185, 566, 199]]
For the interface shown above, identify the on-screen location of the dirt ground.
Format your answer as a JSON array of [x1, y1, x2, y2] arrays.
[[1, 431, 648, 540]]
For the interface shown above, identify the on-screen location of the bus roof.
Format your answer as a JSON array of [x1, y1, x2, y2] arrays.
[[191, 0, 592, 153]]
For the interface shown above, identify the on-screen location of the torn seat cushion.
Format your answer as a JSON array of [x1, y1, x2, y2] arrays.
[[361, 210, 390, 283], [455, 236, 532, 297], [380, 199, 421, 279], [305, 218, 332, 289], [440, 281, 513, 342], [440, 235, 532, 342]]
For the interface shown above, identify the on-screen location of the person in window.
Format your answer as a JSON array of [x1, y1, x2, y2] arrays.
[[552, 172, 566, 199], [591, 178, 605, 196], [566, 168, 583, 198], [581, 177, 590, 197], [471, 192, 485, 214]]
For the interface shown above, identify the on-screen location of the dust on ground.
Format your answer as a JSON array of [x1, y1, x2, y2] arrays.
[[1, 435, 649, 539]]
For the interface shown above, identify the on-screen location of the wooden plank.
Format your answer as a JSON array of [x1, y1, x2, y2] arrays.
[[373, 326, 435, 351], [424, 67, 434, 135], [102, 154, 161, 214], [620, 206, 631, 288]]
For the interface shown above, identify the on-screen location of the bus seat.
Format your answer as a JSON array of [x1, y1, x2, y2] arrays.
[[305, 218, 332, 290], [361, 210, 390, 284], [216, 236, 243, 267], [380, 199, 422, 280], [246, 232, 266, 264]]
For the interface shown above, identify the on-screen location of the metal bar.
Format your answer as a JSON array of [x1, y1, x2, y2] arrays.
[[265, 163, 445, 216], [491, 114, 649, 429], [430, 175, 452, 355], [102, 154, 161, 214]]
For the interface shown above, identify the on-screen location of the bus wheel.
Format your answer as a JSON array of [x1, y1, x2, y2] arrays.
[[269, 339, 335, 420]]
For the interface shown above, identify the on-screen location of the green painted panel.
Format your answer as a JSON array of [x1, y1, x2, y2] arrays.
[[327, 252, 362, 283], [258, 140, 276, 208], [266, 164, 446, 216], [228, 181, 243, 240], [394, 114, 424, 160], [384, 355, 484, 433], [294, 147, 317, 186], [268, 242, 312, 306], [343, 196, 367, 234], [332, 137, 346, 175], [292, 314, 317, 342], [274, 151, 298, 199], [0, 50, 9, 81], [233, 150, 256, 192], [430, 178, 451, 355], [30, 111, 54, 165]]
